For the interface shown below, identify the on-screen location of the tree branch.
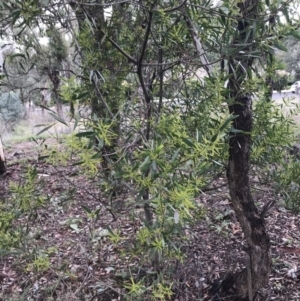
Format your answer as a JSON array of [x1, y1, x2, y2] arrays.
[[103, 32, 138, 65], [163, 0, 187, 13], [181, 5, 212, 77]]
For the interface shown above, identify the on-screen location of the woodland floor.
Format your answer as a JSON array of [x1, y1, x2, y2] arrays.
[[0, 139, 300, 301]]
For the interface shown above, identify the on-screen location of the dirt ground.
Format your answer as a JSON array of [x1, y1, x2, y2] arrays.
[[0, 138, 300, 301]]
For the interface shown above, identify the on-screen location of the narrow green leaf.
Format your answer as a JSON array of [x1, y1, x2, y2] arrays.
[[98, 139, 104, 149], [81, 205, 92, 214], [264, 45, 275, 55], [288, 31, 300, 40], [36, 123, 55, 136], [219, 115, 238, 131], [75, 131, 95, 138], [31, 137, 38, 144], [281, 7, 289, 23], [211, 133, 218, 142], [151, 160, 158, 172], [48, 112, 68, 126], [181, 137, 195, 148], [212, 160, 224, 166], [19, 61, 25, 72], [140, 156, 151, 173], [171, 149, 180, 162], [248, 50, 261, 56], [73, 115, 79, 131], [39, 105, 56, 113], [219, 9, 226, 25], [72, 161, 85, 166], [228, 62, 237, 79], [91, 152, 102, 159], [38, 155, 50, 160], [106, 226, 114, 235], [28, 63, 35, 72], [273, 41, 287, 52], [9, 53, 26, 60], [229, 128, 247, 134]]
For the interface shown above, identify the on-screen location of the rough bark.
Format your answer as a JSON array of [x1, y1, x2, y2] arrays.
[[219, 0, 271, 299], [224, 93, 271, 299]]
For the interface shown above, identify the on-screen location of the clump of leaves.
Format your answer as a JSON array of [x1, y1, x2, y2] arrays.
[[251, 94, 300, 212], [252, 95, 299, 167], [0, 166, 46, 250], [271, 160, 300, 212], [9, 166, 46, 211], [41, 70, 300, 300], [45, 133, 101, 177], [124, 274, 173, 301], [26, 253, 51, 272]]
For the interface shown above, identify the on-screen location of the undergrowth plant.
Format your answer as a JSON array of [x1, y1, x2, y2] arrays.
[[28, 72, 233, 299], [0, 166, 46, 251], [37, 70, 299, 299], [26, 253, 51, 273], [252, 96, 300, 167], [252, 93, 300, 211], [2, 73, 299, 300], [271, 160, 300, 212], [1, 0, 300, 298]]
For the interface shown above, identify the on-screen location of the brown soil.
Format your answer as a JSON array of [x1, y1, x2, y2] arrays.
[[0, 139, 300, 301]]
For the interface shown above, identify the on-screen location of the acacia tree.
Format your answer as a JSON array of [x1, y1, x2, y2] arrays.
[[223, 0, 272, 298], [1, 0, 299, 299]]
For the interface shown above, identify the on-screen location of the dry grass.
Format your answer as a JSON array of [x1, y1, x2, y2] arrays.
[[1, 107, 73, 145]]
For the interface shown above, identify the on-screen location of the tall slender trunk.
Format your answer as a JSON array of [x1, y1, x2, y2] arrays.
[[224, 91, 271, 299], [219, 1, 271, 299]]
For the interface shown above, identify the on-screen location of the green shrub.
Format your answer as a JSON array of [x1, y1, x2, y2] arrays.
[[252, 94, 300, 212], [0, 91, 24, 126], [270, 160, 300, 213], [0, 165, 46, 251], [273, 74, 288, 91]]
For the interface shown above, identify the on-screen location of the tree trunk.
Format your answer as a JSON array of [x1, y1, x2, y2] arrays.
[[0, 136, 6, 175], [48, 70, 62, 117], [224, 93, 271, 299], [219, 0, 271, 299]]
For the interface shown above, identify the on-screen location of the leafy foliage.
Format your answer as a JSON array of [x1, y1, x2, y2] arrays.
[[252, 96, 299, 166], [0, 166, 46, 250], [271, 160, 300, 212], [0, 92, 23, 126], [1, 0, 300, 299]]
